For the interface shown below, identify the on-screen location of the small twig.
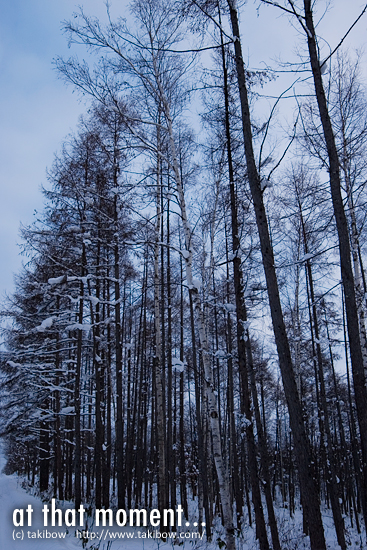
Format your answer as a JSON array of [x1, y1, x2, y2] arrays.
[[320, 3, 367, 70]]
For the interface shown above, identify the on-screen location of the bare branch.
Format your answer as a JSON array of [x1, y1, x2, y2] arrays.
[[320, 3, 367, 70], [191, 0, 234, 42]]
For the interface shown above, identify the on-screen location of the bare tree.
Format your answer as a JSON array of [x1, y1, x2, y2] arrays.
[[262, 0, 367, 533], [224, 1, 327, 548]]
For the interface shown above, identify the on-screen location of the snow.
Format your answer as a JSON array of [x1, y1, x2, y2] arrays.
[[48, 276, 65, 285], [0, 444, 364, 549], [36, 317, 53, 332], [0, 447, 78, 550], [320, 59, 328, 75], [89, 296, 100, 306], [260, 178, 273, 190], [6, 361, 22, 369], [0, 443, 207, 550], [172, 358, 185, 372], [65, 323, 92, 333], [192, 278, 202, 291], [214, 350, 227, 358], [180, 249, 190, 259], [60, 407, 75, 415], [298, 253, 314, 262]]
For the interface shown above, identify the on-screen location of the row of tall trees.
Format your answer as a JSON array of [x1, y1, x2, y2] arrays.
[[1, 1, 367, 549]]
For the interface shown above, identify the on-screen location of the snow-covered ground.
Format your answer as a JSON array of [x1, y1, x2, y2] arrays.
[[0, 445, 206, 550], [0, 445, 365, 550], [0, 448, 82, 550]]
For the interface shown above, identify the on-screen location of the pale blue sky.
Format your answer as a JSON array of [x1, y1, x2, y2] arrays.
[[0, 0, 111, 297], [0, 0, 366, 304]]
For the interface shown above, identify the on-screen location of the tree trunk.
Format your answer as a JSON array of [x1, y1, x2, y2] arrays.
[[303, 0, 367, 530], [39, 413, 50, 493], [154, 115, 168, 514], [114, 193, 125, 509], [227, 2, 326, 548], [74, 242, 86, 509], [152, 56, 235, 544], [220, 26, 279, 548], [298, 199, 346, 549]]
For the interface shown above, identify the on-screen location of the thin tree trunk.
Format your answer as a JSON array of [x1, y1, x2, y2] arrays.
[[114, 193, 124, 510], [303, 1, 367, 531], [297, 194, 346, 547], [39, 412, 50, 493], [166, 183, 176, 513], [190, 290, 211, 537], [220, 25, 278, 548], [154, 114, 167, 514], [304, 257, 346, 550], [54, 295, 63, 499], [342, 288, 365, 520], [227, 2, 326, 548], [153, 67, 235, 546], [74, 241, 87, 509], [341, 147, 367, 382], [178, 252, 188, 520]]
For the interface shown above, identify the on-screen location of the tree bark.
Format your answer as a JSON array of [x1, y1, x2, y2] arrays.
[[114, 192, 125, 510], [154, 114, 168, 514], [303, 0, 367, 531], [227, 2, 326, 548]]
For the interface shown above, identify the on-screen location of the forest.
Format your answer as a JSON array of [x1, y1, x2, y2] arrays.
[[1, 1, 367, 549]]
